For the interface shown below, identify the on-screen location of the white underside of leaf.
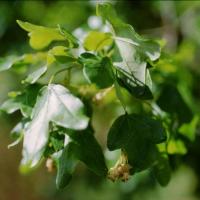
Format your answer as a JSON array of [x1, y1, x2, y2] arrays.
[[22, 84, 89, 168]]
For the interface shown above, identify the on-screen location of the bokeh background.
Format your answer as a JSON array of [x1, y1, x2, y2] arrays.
[[0, 1, 200, 200]]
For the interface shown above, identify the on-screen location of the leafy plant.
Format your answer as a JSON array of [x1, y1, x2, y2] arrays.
[[0, 3, 199, 189]]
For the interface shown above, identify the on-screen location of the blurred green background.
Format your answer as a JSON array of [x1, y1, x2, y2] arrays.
[[0, 1, 200, 200]]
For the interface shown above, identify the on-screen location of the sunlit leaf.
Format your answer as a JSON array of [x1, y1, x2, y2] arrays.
[[17, 20, 78, 50], [97, 3, 160, 99], [21, 84, 89, 169], [83, 31, 113, 51], [179, 116, 199, 142], [167, 139, 187, 155]]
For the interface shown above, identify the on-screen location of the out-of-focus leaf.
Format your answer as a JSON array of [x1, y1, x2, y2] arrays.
[[179, 116, 199, 142], [167, 139, 187, 155], [23, 65, 47, 84], [157, 84, 193, 123], [79, 53, 114, 88], [0, 55, 27, 72], [21, 84, 89, 169], [17, 20, 78, 49], [83, 31, 113, 51], [107, 113, 166, 171], [47, 46, 76, 65], [0, 84, 41, 117], [153, 154, 171, 186]]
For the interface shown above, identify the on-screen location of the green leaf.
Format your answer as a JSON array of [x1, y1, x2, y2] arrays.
[[55, 127, 107, 189], [68, 128, 108, 177], [157, 84, 193, 123], [47, 46, 76, 65], [167, 139, 187, 155], [17, 20, 78, 50], [56, 142, 78, 189], [153, 154, 171, 186], [107, 113, 166, 171], [79, 53, 114, 89], [0, 84, 41, 117], [0, 55, 27, 72], [22, 65, 47, 84], [21, 84, 89, 169], [116, 67, 153, 100], [83, 31, 113, 51], [179, 116, 199, 142], [97, 3, 160, 99]]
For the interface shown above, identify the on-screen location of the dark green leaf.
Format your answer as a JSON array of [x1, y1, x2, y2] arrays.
[[55, 127, 107, 189], [157, 84, 193, 123], [153, 154, 171, 186], [107, 113, 166, 171], [116, 69, 153, 100], [56, 142, 78, 189], [79, 53, 114, 89], [68, 128, 108, 177], [0, 84, 41, 117]]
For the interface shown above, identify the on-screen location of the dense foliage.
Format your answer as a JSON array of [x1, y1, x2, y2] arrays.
[[0, 3, 199, 190]]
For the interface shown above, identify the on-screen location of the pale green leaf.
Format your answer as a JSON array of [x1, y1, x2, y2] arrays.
[[17, 20, 78, 50], [83, 31, 113, 51], [23, 65, 47, 84], [167, 139, 187, 155], [179, 116, 199, 142]]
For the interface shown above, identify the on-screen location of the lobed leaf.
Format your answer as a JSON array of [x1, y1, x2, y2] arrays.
[[21, 84, 89, 169], [107, 113, 166, 172], [17, 20, 78, 50], [97, 3, 160, 99], [79, 53, 114, 89], [83, 31, 113, 51]]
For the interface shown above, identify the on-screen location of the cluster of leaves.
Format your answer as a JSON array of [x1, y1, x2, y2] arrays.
[[0, 3, 199, 189]]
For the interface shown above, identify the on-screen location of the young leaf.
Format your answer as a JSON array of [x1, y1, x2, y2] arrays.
[[47, 46, 76, 65], [79, 53, 114, 89], [179, 116, 199, 142], [17, 20, 78, 50], [21, 84, 89, 168], [107, 113, 166, 171], [83, 31, 113, 51], [167, 139, 187, 155]]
